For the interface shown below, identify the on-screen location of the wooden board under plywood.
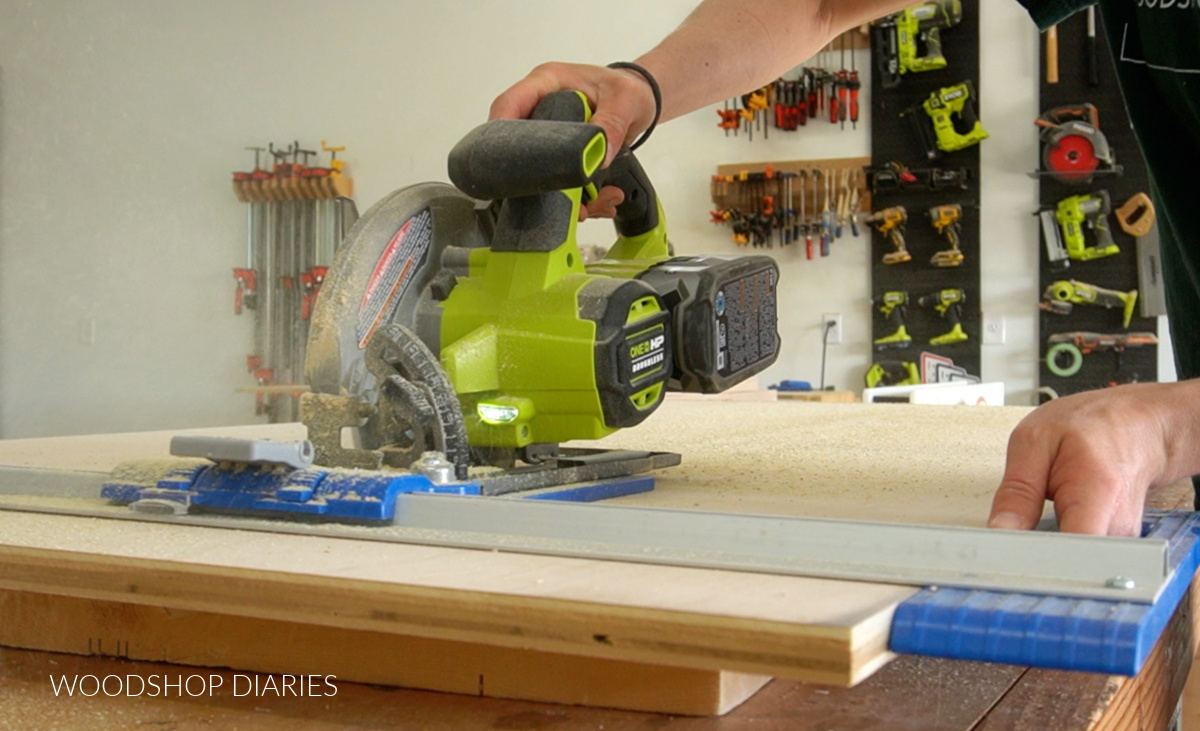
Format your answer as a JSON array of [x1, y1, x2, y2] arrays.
[[0, 644, 1025, 729], [0, 589, 769, 716]]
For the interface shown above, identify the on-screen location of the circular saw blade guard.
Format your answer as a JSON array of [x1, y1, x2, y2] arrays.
[[306, 182, 487, 404]]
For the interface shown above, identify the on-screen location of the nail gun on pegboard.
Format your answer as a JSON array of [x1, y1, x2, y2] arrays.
[[710, 158, 872, 256], [230, 141, 360, 423]]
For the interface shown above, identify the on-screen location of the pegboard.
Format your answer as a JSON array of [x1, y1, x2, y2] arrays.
[[1036, 10, 1158, 396], [868, 0, 983, 383]]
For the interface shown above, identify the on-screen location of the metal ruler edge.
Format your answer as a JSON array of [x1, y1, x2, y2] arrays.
[[0, 465, 1174, 604]]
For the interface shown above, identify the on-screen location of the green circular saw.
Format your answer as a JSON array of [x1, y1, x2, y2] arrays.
[[303, 91, 781, 479]]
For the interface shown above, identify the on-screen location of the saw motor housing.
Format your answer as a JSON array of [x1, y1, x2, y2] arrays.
[[441, 93, 779, 449]]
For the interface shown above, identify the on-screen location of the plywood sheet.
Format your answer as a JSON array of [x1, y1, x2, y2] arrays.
[[599, 401, 1033, 526], [0, 401, 1035, 692], [0, 401, 1032, 526], [0, 510, 909, 687]]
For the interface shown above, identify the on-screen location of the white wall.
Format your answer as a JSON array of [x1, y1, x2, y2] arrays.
[[0, 0, 1048, 438], [977, 0, 1042, 399]]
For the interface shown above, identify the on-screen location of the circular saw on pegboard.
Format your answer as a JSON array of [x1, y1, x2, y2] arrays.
[[1036, 103, 1121, 184]]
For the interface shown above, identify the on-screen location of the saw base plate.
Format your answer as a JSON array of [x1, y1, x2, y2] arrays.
[[94, 444, 677, 523]]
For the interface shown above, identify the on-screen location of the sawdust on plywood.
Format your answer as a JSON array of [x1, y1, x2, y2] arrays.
[[109, 459, 209, 486], [578, 400, 1034, 527]]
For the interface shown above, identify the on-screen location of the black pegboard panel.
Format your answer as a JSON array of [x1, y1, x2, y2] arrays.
[[1037, 10, 1157, 395], [869, 0, 982, 381]]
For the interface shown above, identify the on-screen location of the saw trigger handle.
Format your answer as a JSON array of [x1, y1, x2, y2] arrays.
[[538, 90, 663, 240], [535, 93, 663, 245], [592, 150, 660, 238]]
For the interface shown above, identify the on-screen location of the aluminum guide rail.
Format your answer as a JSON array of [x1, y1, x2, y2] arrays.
[[0, 465, 1172, 604]]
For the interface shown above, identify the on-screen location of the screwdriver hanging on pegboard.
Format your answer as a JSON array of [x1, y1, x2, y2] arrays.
[[715, 31, 865, 140]]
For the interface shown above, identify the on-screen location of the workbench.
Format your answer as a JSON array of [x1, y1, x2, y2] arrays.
[[0, 400, 1196, 729]]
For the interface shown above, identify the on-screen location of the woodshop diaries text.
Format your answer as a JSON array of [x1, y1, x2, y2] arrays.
[[48, 673, 338, 697]]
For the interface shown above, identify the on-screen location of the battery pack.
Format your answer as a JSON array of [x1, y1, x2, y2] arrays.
[[638, 255, 780, 393]]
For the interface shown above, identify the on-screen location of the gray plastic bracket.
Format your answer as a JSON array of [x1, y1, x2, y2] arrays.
[[169, 436, 315, 470]]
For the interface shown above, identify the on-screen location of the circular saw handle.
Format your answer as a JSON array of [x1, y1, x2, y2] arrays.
[[447, 119, 606, 200], [449, 90, 666, 255], [529, 89, 592, 123], [451, 91, 661, 235], [535, 92, 664, 244]]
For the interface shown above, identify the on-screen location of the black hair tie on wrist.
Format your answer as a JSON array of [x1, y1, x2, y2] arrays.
[[606, 61, 662, 151]]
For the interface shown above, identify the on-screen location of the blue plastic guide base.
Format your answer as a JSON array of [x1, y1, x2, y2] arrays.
[[100, 463, 655, 522], [523, 476, 655, 502], [890, 510, 1200, 676]]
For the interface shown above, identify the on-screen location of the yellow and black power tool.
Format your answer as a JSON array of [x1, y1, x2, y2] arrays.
[[874, 0, 964, 88], [903, 81, 989, 159], [1038, 190, 1120, 268], [928, 203, 964, 267], [1041, 279, 1138, 328], [873, 290, 912, 351], [865, 361, 920, 388], [303, 90, 780, 478], [865, 206, 911, 264], [918, 288, 968, 345]]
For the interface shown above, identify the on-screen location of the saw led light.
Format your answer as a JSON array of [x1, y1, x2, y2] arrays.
[[478, 402, 520, 425]]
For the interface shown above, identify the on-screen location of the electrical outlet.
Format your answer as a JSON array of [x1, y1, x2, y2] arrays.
[[822, 313, 843, 345]]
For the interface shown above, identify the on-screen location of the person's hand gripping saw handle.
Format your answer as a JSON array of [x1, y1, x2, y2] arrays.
[[489, 62, 658, 219]]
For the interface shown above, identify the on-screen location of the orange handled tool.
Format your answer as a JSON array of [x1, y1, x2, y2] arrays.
[[1046, 26, 1059, 84]]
